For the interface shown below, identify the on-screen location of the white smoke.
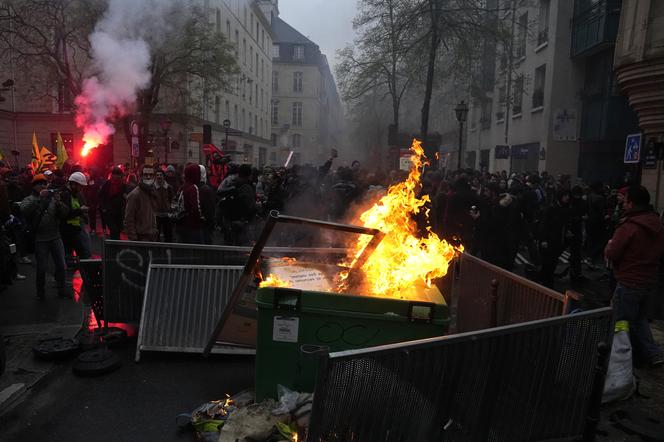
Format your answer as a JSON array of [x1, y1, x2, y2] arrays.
[[75, 0, 186, 152]]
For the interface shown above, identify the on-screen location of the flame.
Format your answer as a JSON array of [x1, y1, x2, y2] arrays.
[[341, 139, 461, 299], [80, 130, 105, 157], [292, 433, 298, 442], [87, 310, 99, 331], [260, 274, 293, 288]]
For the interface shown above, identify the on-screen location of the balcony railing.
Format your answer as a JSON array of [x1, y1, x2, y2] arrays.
[[571, 0, 621, 57]]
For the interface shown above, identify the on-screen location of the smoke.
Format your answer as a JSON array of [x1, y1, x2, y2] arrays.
[[75, 0, 185, 156]]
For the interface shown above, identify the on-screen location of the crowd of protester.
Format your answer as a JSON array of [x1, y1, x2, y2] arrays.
[[1, 154, 662, 365]]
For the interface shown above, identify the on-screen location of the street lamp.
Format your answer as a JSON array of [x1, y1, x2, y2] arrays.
[[223, 119, 231, 151], [455, 100, 469, 170], [160, 117, 172, 165]]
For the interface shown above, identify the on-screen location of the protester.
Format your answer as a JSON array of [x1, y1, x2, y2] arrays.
[[176, 163, 204, 244], [123, 165, 158, 242], [20, 174, 68, 299], [198, 165, 216, 244], [85, 169, 102, 236], [60, 171, 92, 260], [99, 167, 127, 240], [605, 186, 664, 367], [538, 190, 571, 288], [154, 169, 174, 242]]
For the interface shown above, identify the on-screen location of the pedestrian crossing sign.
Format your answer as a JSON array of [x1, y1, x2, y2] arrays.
[[624, 133, 641, 164]]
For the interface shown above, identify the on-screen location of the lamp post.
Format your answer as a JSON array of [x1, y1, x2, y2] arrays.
[[160, 117, 172, 165], [455, 100, 469, 170], [223, 119, 231, 151]]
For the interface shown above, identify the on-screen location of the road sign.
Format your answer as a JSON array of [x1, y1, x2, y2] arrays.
[[624, 133, 641, 164]]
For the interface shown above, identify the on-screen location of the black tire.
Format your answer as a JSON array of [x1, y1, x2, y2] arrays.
[[72, 348, 121, 377], [32, 337, 80, 361]]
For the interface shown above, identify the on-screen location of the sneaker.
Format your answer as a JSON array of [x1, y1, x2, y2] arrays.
[[19, 256, 32, 264], [15, 274, 27, 280]]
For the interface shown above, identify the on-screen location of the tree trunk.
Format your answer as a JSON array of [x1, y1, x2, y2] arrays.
[[421, 0, 440, 166]]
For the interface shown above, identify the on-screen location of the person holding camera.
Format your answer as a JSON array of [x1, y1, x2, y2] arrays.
[[60, 172, 91, 260], [20, 174, 69, 299]]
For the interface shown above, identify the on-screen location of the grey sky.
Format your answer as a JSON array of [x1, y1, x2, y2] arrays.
[[278, 0, 357, 71]]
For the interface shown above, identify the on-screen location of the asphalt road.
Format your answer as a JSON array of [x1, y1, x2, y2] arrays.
[[0, 346, 254, 442], [1, 239, 662, 441]]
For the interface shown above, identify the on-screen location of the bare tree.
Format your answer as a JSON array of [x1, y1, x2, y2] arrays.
[[336, 0, 425, 133]]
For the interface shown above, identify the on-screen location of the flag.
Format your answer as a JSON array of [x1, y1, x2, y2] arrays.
[[40, 146, 57, 169], [31, 132, 42, 172], [55, 132, 68, 169]]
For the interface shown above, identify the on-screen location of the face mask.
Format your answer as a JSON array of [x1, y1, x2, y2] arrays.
[[143, 179, 155, 186]]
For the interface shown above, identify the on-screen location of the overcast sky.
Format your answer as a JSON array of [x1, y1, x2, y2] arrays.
[[278, 0, 358, 72]]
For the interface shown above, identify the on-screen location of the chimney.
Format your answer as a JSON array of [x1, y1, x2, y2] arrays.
[[257, 0, 279, 24]]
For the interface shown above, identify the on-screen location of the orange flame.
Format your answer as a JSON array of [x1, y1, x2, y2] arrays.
[[260, 274, 293, 288], [81, 132, 104, 157], [341, 139, 461, 299], [292, 433, 298, 442]]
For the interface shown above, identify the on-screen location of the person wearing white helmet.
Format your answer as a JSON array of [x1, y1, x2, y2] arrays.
[[61, 171, 92, 262]]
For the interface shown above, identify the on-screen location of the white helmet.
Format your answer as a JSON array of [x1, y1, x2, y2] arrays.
[[69, 171, 88, 186]]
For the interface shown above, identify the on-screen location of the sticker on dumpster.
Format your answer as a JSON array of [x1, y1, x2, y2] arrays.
[[273, 316, 299, 343]]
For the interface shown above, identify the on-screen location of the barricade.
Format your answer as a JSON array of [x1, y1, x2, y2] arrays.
[[102, 240, 346, 323], [455, 253, 576, 333], [308, 307, 613, 442], [135, 264, 251, 360]]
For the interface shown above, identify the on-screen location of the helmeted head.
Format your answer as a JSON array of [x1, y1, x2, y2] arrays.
[[68, 171, 88, 194]]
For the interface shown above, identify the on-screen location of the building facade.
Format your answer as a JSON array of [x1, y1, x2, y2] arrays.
[[614, 0, 664, 208], [263, 4, 344, 166], [0, 0, 276, 169], [461, 0, 638, 182]]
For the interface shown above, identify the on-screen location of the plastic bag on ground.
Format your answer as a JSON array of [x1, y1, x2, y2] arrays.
[[602, 320, 636, 403]]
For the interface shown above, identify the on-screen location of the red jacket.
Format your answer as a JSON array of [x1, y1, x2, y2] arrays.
[[180, 164, 203, 230], [605, 210, 664, 288]]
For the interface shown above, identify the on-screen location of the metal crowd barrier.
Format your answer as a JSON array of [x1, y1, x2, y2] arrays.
[[454, 253, 577, 333], [308, 307, 613, 442], [102, 240, 347, 324], [135, 264, 251, 360]]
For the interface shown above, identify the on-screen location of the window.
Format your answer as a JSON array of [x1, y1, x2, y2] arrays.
[[255, 54, 259, 75], [255, 115, 258, 136], [513, 75, 524, 115], [243, 39, 247, 64], [272, 100, 279, 125], [272, 71, 279, 92], [292, 102, 302, 126], [259, 118, 263, 137], [249, 112, 253, 133], [250, 46, 253, 71], [261, 59, 264, 82], [250, 13, 254, 34], [256, 22, 259, 41], [517, 13, 527, 58], [249, 81, 252, 104], [242, 109, 246, 131], [226, 20, 231, 37], [271, 133, 277, 146], [533, 64, 546, 108], [244, 5, 247, 27], [234, 105, 238, 128], [270, 151, 277, 162], [262, 29, 265, 49], [272, 44, 280, 58], [480, 100, 492, 129], [215, 9, 221, 34], [214, 96, 220, 124], [255, 84, 258, 107], [259, 147, 266, 168], [225, 100, 230, 119], [293, 45, 304, 60], [292, 134, 301, 148], [293, 72, 303, 92], [537, 1, 550, 46]]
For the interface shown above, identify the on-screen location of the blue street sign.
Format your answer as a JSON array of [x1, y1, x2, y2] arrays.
[[624, 133, 642, 164]]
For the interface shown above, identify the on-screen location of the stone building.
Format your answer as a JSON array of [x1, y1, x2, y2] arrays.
[[614, 0, 664, 208], [261, 2, 344, 166]]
